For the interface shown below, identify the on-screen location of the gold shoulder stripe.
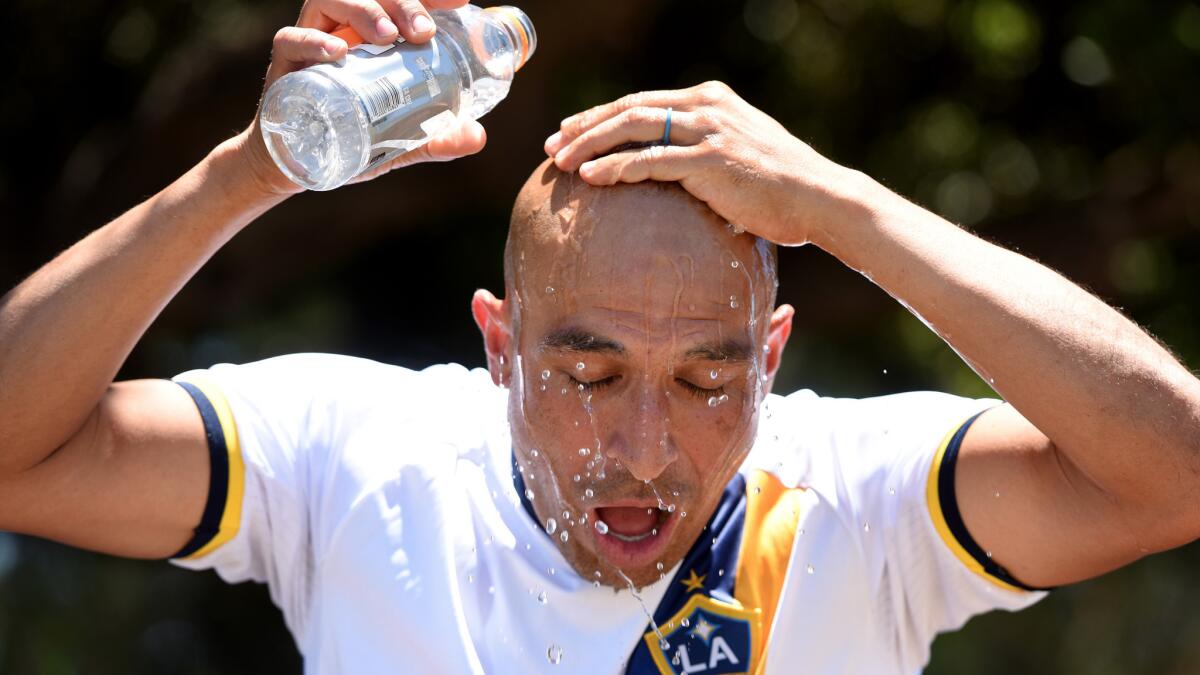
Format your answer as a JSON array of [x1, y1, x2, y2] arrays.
[[925, 419, 1026, 594], [177, 374, 245, 560], [734, 469, 807, 674]]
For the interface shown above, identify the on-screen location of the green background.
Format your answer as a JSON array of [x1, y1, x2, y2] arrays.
[[2, 0, 1199, 671]]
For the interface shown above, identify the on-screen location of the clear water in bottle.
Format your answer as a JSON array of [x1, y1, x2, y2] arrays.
[[260, 4, 535, 191]]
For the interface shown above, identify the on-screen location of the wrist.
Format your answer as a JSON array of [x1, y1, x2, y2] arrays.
[[804, 166, 907, 259], [205, 128, 301, 211]]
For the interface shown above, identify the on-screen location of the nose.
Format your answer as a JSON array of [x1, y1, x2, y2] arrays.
[[606, 384, 677, 481]]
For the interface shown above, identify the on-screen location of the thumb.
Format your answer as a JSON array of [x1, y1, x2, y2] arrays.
[[421, 120, 487, 162]]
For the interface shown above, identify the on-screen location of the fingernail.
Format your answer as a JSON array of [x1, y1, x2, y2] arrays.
[[580, 160, 596, 175], [544, 130, 562, 150], [324, 38, 346, 55], [412, 14, 435, 34], [376, 16, 398, 37]]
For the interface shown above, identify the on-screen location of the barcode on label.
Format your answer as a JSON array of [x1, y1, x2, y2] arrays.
[[361, 76, 409, 120]]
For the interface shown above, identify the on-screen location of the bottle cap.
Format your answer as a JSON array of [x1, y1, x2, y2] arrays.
[[486, 6, 536, 71]]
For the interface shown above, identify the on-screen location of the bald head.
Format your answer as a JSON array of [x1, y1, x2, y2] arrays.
[[504, 159, 777, 319]]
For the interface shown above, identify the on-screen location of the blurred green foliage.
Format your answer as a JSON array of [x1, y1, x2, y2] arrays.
[[2, 0, 1199, 672]]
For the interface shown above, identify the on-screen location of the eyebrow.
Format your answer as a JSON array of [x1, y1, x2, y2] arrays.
[[539, 328, 627, 355], [682, 340, 754, 363], [539, 328, 753, 363]]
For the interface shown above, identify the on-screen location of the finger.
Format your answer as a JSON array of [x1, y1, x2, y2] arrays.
[[272, 26, 348, 67], [422, 119, 487, 161], [379, 0, 437, 42], [362, 120, 486, 177], [419, 0, 469, 8], [577, 144, 705, 186], [553, 108, 706, 172], [311, 0, 400, 45], [547, 89, 706, 156]]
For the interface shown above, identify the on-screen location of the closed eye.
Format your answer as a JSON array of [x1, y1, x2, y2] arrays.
[[569, 375, 619, 392], [676, 378, 725, 400]]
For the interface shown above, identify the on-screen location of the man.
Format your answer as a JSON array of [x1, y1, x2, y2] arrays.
[[2, 0, 1198, 673]]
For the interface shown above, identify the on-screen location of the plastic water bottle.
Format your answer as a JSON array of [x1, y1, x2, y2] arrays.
[[259, 5, 535, 191]]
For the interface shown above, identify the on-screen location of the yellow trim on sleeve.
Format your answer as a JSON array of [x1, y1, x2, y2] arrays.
[[925, 420, 1027, 594], [178, 374, 245, 560]]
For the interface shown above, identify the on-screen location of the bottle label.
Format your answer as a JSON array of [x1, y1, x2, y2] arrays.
[[312, 39, 451, 125]]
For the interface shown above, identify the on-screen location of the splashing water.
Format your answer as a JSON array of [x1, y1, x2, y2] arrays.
[[547, 644, 563, 664]]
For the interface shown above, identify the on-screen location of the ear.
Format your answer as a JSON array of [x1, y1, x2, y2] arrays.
[[472, 288, 513, 387], [762, 304, 794, 393]]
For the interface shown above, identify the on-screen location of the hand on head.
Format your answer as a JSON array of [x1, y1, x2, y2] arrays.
[[544, 81, 865, 249]]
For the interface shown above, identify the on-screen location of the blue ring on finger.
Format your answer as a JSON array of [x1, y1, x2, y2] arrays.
[[662, 107, 673, 145]]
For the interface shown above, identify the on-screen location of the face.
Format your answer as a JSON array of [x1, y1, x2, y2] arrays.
[[473, 163, 793, 589]]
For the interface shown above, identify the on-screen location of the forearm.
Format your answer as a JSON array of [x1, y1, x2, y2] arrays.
[[0, 132, 287, 474], [814, 174, 1200, 517]]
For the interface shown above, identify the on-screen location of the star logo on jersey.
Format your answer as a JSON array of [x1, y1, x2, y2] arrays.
[[643, 594, 759, 675], [690, 617, 718, 643], [680, 569, 706, 593]]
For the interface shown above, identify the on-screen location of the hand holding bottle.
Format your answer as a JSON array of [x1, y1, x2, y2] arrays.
[[236, 0, 488, 197]]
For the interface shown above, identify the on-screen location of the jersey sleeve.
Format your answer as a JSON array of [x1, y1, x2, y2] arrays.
[[791, 391, 1048, 670], [166, 353, 396, 638]]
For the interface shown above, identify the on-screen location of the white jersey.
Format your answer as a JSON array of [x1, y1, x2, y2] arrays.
[[169, 354, 1044, 674]]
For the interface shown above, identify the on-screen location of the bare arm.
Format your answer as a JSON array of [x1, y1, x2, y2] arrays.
[[0, 0, 481, 557], [545, 81, 1200, 588]]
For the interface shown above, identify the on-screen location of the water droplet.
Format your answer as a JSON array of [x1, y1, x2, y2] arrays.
[[545, 286, 556, 295], [530, 448, 539, 458], [576, 362, 586, 370], [548, 567, 556, 575], [541, 369, 551, 381], [651, 528, 658, 535], [595, 521, 610, 535], [488, 585, 496, 594], [467, 574, 474, 583], [585, 488, 594, 499], [681, 618, 691, 627], [545, 518, 557, 535], [986, 551, 993, 559], [754, 486, 761, 494], [539, 384, 546, 391], [578, 447, 590, 457], [560, 531, 569, 543], [572, 474, 581, 482], [731, 260, 740, 269], [593, 580, 601, 588], [547, 644, 563, 664], [707, 396, 720, 407], [863, 522, 870, 533], [562, 510, 570, 520], [560, 387, 568, 395], [524, 488, 534, 500], [993, 491, 1001, 498], [656, 562, 664, 571], [680, 512, 687, 518], [709, 369, 719, 380], [718, 569, 725, 576], [659, 639, 670, 651], [806, 564, 815, 574], [538, 590, 549, 604], [597, 471, 606, 480], [667, 504, 676, 513], [888, 487, 896, 495]]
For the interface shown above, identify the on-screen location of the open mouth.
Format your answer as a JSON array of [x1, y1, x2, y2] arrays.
[[589, 503, 678, 568]]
